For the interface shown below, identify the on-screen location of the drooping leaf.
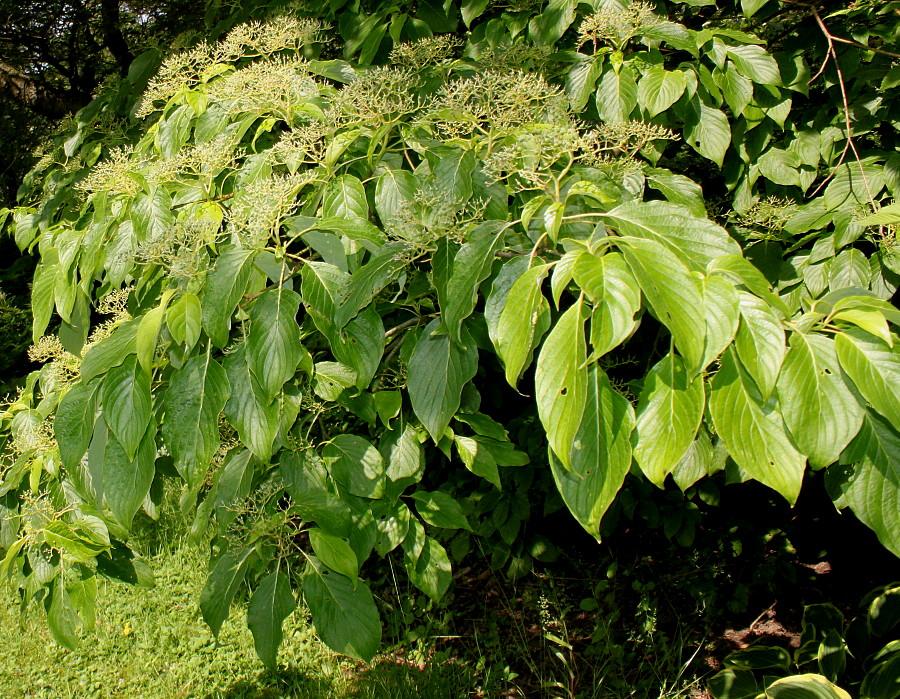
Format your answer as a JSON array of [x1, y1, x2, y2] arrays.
[[734, 291, 786, 399], [322, 435, 385, 499], [633, 354, 705, 487], [202, 247, 258, 349], [778, 333, 864, 469], [619, 236, 707, 374], [408, 319, 478, 442], [402, 520, 452, 601], [162, 353, 231, 488], [247, 288, 304, 404], [494, 263, 552, 386], [410, 490, 471, 530], [55, 382, 99, 471], [596, 65, 638, 122], [309, 528, 359, 582], [101, 355, 152, 461], [334, 242, 412, 330], [303, 556, 381, 661], [550, 367, 634, 540], [835, 328, 900, 429], [684, 103, 731, 167], [535, 299, 588, 470], [710, 348, 806, 504], [701, 274, 740, 368], [247, 568, 296, 670], [637, 66, 687, 118], [103, 427, 157, 530], [200, 545, 257, 638], [573, 251, 641, 358], [224, 345, 279, 463]]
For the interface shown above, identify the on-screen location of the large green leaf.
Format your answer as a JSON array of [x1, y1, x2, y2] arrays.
[[778, 334, 864, 469], [550, 367, 634, 540], [494, 263, 552, 386], [838, 411, 900, 557], [765, 674, 851, 699], [410, 490, 471, 530], [726, 43, 781, 85], [602, 201, 741, 272], [101, 355, 152, 461], [331, 308, 384, 390], [55, 382, 99, 472], [103, 427, 157, 530], [596, 65, 638, 122], [637, 66, 687, 118], [408, 319, 478, 442], [440, 223, 503, 343], [322, 435, 385, 499], [702, 275, 740, 368], [402, 519, 452, 601], [309, 528, 359, 582], [48, 579, 82, 651], [247, 568, 296, 670], [374, 168, 418, 229], [684, 103, 731, 167], [334, 242, 412, 330], [80, 318, 140, 383], [535, 300, 588, 470], [202, 247, 258, 349], [734, 291, 786, 399], [303, 556, 381, 661], [200, 545, 257, 638], [573, 251, 641, 358], [633, 354, 705, 487], [162, 353, 231, 488], [322, 174, 368, 219], [224, 345, 279, 463], [567, 54, 604, 112], [710, 348, 806, 504], [247, 288, 304, 404], [835, 328, 900, 429], [619, 236, 707, 374]]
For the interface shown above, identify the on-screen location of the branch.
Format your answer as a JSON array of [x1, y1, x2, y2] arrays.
[[99, 0, 135, 75], [0, 61, 85, 118]]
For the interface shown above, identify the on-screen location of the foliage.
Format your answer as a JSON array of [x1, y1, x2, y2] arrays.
[[0, 0, 898, 667], [708, 582, 900, 699]]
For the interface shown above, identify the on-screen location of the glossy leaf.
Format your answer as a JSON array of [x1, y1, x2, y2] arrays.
[[835, 328, 900, 429], [101, 355, 152, 461], [495, 263, 552, 386], [202, 247, 258, 349], [247, 288, 304, 404], [247, 569, 296, 670], [734, 291, 786, 399], [200, 545, 257, 638], [322, 435, 385, 499]]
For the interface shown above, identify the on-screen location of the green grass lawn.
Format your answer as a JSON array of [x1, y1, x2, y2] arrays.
[[0, 543, 489, 699]]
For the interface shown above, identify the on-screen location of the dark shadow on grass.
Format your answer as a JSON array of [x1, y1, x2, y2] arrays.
[[203, 667, 338, 699], [344, 658, 484, 699]]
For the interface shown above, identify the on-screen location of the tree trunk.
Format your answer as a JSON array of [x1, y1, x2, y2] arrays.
[[0, 62, 87, 119]]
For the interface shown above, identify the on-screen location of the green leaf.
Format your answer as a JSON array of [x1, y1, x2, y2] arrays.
[[778, 334, 864, 469], [167, 293, 202, 350], [602, 201, 741, 272], [309, 528, 359, 582], [334, 242, 412, 330], [202, 247, 258, 349], [408, 319, 479, 442], [247, 569, 296, 670], [80, 318, 140, 383], [31, 257, 59, 342], [573, 251, 641, 358], [550, 367, 634, 540], [48, 580, 82, 650], [440, 223, 503, 343], [765, 674, 851, 699], [634, 355, 705, 487], [644, 168, 706, 217], [55, 382, 99, 472], [684, 103, 731, 166], [322, 435, 386, 499], [411, 491, 471, 530], [528, 0, 576, 45], [42, 521, 109, 563], [710, 348, 806, 504], [741, 0, 770, 17], [103, 427, 157, 530], [224, 345, 279, 463], [567, 54, 604, 112], [432, 148, 475, 207], [596, 65, 638, 123], [835, 328, 900, 429], [162, 353, 231, 488], [313, 361, 356, 401], [734, 291, 786, 399], [375, 169, 418, 229], [303, 556, 381, 661], [719, 62, 753, 117], [455, 435, 501, 489], [701, 274, 740, 368], [619, 236, 707, 374], [839, 412, 900, 557], [101, 355, 152, 461], [331, 308, 384, 390], [495, 263, 552, 386], [758, 148, 802, 187], [726, 43, 781, 85], [637, 66, 687, 118], [322, 174, 368, 220], [535, 299, 588, 470], [200, 545, 257, 638], [824, 159, 885, 211], [402, 520, 452, 601], [247, 288, 304, 404]]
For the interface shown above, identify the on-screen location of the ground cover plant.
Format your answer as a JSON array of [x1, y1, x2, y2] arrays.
[[0, 0, 898, 693]]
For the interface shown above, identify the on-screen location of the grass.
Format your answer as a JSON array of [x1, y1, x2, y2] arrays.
[[0, 540, 490, 699]]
